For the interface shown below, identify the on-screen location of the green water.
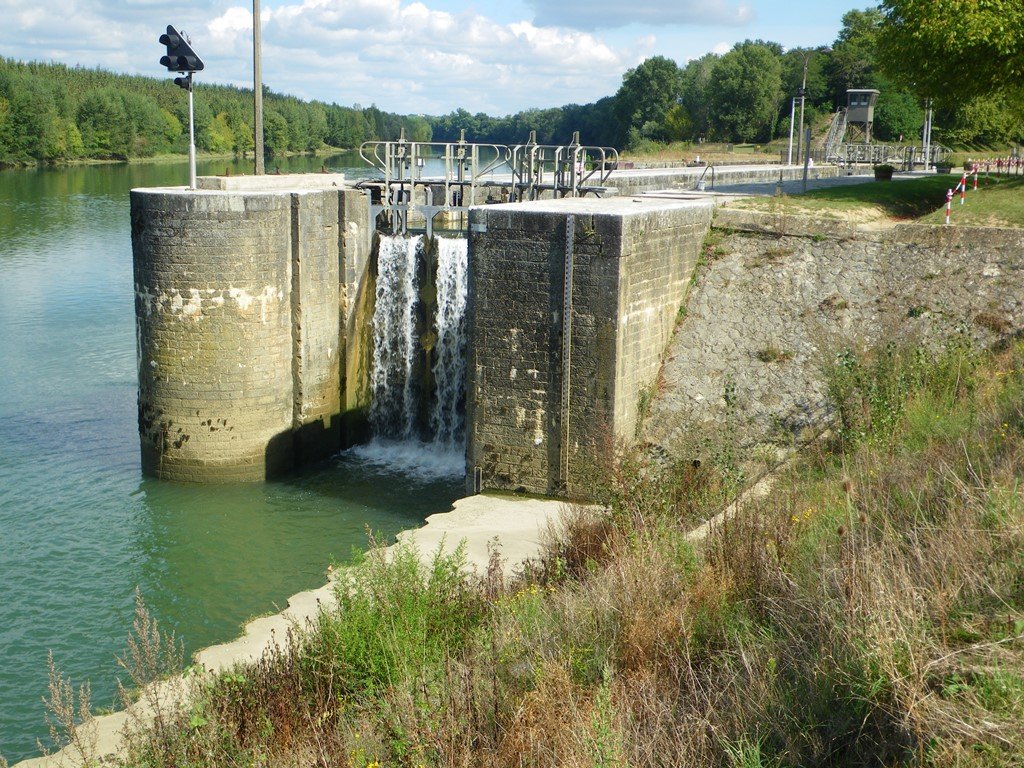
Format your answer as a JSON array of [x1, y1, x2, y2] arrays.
[[0, 154, 462, 762]]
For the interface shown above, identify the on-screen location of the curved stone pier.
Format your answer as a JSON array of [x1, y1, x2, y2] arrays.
[[131, 176, 369, 482]]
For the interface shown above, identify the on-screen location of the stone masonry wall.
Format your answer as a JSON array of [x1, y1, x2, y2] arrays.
[[290, 190, 342, 464], [132, 190, 294, 482], [466, 198, 713, 496], [645, 210, 1024, 457], [132, 183, 374, 482]]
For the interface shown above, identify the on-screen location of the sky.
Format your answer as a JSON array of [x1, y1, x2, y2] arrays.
[[0, 0, 862, 116]]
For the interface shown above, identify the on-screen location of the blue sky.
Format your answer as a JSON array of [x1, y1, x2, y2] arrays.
[[0, 0, 863, 115]]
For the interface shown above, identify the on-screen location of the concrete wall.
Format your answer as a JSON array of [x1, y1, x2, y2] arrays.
[[607, 164, 840, 196], [645, 210, 1024, 457], [466, 197, 713, 496], [132, 179, 371, 482]]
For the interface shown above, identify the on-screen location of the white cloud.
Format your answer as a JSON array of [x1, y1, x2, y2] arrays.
[[522, 0, 754, 30], [713, 41, 732, 55], [0, 0, 657, 115], [198, 0, 645, 114]]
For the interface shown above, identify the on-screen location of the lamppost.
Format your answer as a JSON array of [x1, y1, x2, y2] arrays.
[[794, 53, 811, 165], [253, 0, 264, 175], [786, 94, 797, 165]]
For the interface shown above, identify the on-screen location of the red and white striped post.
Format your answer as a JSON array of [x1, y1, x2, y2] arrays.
[[945, 188, 953, 225], [960, 173, 967, 204]]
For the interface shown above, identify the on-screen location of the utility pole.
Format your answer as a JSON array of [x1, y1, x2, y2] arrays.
[[253, 0, 264, 175], [921, 98, 933, 172], [795, 53, 810, 164], [786, 95, 796, 165]]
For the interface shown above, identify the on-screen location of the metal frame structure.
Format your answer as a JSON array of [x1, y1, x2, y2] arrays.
[[358, 130, 618, 237], [509, 131, 618, 202]]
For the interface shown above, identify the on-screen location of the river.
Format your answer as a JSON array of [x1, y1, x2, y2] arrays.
[[0, 154, 462, 762]]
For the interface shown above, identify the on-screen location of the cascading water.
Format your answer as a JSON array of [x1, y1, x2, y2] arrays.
[[359, 234, 469, 478], [430, 237, 469, 448], [369, 234, 421, 439]]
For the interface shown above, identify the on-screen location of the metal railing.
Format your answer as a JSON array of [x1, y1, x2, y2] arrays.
[[358, 130, 618, 236]]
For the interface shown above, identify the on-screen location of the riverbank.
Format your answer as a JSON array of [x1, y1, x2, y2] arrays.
[[56, 337, 1024, 767], [0, 146, 355, 172], [14, 493, 569, 768]]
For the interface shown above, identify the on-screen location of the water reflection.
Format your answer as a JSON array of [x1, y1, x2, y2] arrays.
[[132, 454, 459, 652], [0, 152, 460, 763]]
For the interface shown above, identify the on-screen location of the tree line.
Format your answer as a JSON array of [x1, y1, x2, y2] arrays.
[[0, 58, 429, 166], [2, 5, 1020, 167], [429, 8, 1022, 151]]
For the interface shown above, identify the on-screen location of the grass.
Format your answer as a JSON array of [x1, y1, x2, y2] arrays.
[[28, 336, 1024, 768], [734, 174, 1024, 228], [918, 176, 1024, 228], [619, 140, 780, 167]]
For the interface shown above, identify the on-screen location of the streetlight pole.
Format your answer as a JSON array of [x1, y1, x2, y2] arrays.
[[921, 98, 933, 171], [795, 53, 810, 165], [786, 96, 797, 165], [253, 0, 264, 175]]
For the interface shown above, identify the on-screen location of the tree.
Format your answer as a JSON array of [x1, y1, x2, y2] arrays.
[[827, 8, 883, 100], [872, 82, 923, 141], [77, 89, 132, 158], [680, 53, 718, 139], [613, 56, 684, 144], [708, 41, 783, 143], [879, 0, 1024, 104]]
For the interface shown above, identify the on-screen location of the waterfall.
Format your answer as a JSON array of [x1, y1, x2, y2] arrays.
[[369, 234, 421, 440], [360, 234, 469, 479], [431, 237, 468, 448]]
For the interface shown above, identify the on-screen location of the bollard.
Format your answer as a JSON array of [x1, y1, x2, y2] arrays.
[[945, 188, 953, 225], [960, 173, 967, 204]]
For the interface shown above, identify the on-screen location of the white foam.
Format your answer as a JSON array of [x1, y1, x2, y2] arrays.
[[346, 439, 465, 481]]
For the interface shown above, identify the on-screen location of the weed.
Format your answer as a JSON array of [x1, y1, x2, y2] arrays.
[[975, 310, 1011, 335], [38, 652, 96, 765], [755, 344, 793, 363]]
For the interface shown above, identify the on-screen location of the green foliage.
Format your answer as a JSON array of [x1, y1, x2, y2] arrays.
[[824, 335, 979, 448], [873, 84, 924, 141], [310, 542, 484, 696], [708, 41, 784, 143], [613, 55, 685, 144], [879, 0, 1024, 105], [0, 57, 419, 166], [827, 8, 884, 98]]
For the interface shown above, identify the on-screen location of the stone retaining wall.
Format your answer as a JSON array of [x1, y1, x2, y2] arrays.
[[645, 211, 1024, 456]]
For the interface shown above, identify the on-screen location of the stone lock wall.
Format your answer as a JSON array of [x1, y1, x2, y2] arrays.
[[466, 197, 713, 496], [132, 181, 370, 482]]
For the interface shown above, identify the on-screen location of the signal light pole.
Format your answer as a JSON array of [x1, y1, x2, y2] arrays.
[[158, 25, 204, 189]]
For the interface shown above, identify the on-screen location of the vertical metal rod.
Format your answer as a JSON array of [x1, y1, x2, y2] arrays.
[[253, 0, 265, 175], [787, 97, 796, 165], [802, 126, 811, 193], [188, 78, 196, 189], [559, 216, 575, 489]]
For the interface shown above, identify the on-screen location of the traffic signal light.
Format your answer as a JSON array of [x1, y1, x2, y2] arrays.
[[159, 25, 204, 73], [173, 75, 192, 91]]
